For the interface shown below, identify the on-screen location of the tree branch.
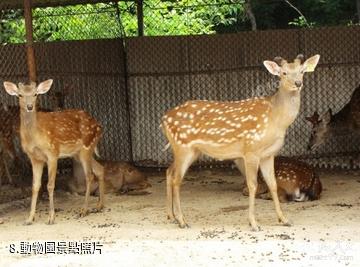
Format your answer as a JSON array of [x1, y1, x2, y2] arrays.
[[284, 0, 311, 28], [244, 0, 257, 31]]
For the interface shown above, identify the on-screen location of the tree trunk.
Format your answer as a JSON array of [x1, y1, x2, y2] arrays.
[[244, 0, 257, 31]]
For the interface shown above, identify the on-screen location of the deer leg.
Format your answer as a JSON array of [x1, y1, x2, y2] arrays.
[[91, 158, 105, 211], [259, 156, 292, 226], [234, 158, 246, 178], [25, 158, 44, 225], [166, 163, 175, 221], [241, 156, 261, 231], [46, 158, 58, 225], [2, 157, 13, 185], [259, 188, 288, 202], [4, 139, 16, 185], [172, 149, 199, 228], [79, 152, 94, 217]]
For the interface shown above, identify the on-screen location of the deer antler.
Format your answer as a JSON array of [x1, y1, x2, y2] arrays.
[[274, 56, 287, 66], [295, 54, 305, 64]]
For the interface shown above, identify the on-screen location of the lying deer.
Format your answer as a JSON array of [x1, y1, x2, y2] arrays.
[[306, 85, 360, 151], [3, 80, 105, 225], [162, 54, 320, 230], [68, 160, 151, 195], [242, 157, 322, 202]]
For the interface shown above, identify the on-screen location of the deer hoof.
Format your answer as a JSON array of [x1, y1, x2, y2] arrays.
[[23, 220, 33, 226], [96, 202, 104, 211], [90, 207, 102, 214], [281, 219, 293, 227], [46, 215, 55, 225], [79, 209, 89, 218], [167, 214, 175, 221], [249, 222, 261, 232], [178, 222, 190, 229], [46, 219, 55, 225], [250, 225, 261, 232]]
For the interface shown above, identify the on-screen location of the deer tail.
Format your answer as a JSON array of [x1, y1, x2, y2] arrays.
[[94, 146, 100, 158], [162, 143, 171, 152]]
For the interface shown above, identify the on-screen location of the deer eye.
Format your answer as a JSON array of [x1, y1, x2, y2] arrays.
[[34, 93, 38, 97], [18, 94, 23, 98], [282, 72, 287, 75]]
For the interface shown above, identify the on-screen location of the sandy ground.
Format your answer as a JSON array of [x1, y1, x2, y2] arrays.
[[0, 168, 360, 267]]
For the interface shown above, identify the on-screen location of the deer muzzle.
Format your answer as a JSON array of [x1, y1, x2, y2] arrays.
[[26, 104, 34, 112]]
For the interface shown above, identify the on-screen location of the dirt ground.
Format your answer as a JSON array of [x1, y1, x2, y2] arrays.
[[0, 168, 360, 267]]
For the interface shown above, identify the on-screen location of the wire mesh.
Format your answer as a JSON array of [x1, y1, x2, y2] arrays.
[[0, 1, 360, 183], [0, 2, 129, 186], [126, 27, 360, 168]]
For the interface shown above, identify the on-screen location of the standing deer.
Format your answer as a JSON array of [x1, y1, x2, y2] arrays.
[[0, 87, 69, 187], [306, 85, 360, 151], [3, 80, 105, 225], [162, 54, 320, 230], [242, 157, 322, 202]]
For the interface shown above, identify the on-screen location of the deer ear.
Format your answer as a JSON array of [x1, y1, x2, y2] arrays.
[[37, 79, 53, 95], [263, 61, 281, 76], [322, 109, 332, 124], [305, 116, 313, 124], [304, 55, 320, 72], [3, 82, 19, 96]]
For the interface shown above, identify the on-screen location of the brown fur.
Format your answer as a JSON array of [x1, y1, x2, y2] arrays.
[[306, 85, 360, 152], [0, 105, 19, 185], [68, 160, 151, 195], [242, 157, 322, 202]]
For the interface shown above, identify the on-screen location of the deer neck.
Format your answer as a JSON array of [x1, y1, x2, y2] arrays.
[[328, 109, 353, 136], [20, 108, 38, 134], [270, 85, 301, 129]]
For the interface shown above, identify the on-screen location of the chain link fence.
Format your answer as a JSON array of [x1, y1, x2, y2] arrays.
[[0, 1, 360, 187]]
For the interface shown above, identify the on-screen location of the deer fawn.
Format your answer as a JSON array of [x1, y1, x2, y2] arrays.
[[306, 85, 360, 151], [3, 80, 105, 225], [162, 54, 320, 230], [68, 160, 151, 195], [242, 157, 322, 202]]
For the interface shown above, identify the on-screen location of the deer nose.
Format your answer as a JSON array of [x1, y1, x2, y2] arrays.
[[295, 81, 302, 88], [27, 104, 33, 111]]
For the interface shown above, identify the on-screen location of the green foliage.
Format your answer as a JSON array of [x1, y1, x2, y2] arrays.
[[288, 16, 316, 28], [121, 0, 245, 36], [0, 9, 25, 44], [251, 0, 356, 30], [32, 4, 121, 41], [0, 0, 358, 43]]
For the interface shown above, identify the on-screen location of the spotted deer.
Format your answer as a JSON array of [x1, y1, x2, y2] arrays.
[[0, 87, 69, 187], [162, 54, 320, 230], [3, 80, 105, 225], [242, 157, 322, 202], [306, 85, 360, 151]]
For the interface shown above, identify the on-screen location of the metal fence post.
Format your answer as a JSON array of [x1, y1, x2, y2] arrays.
[[24, 0, 37, 83], [137, 0, 144, 36]]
